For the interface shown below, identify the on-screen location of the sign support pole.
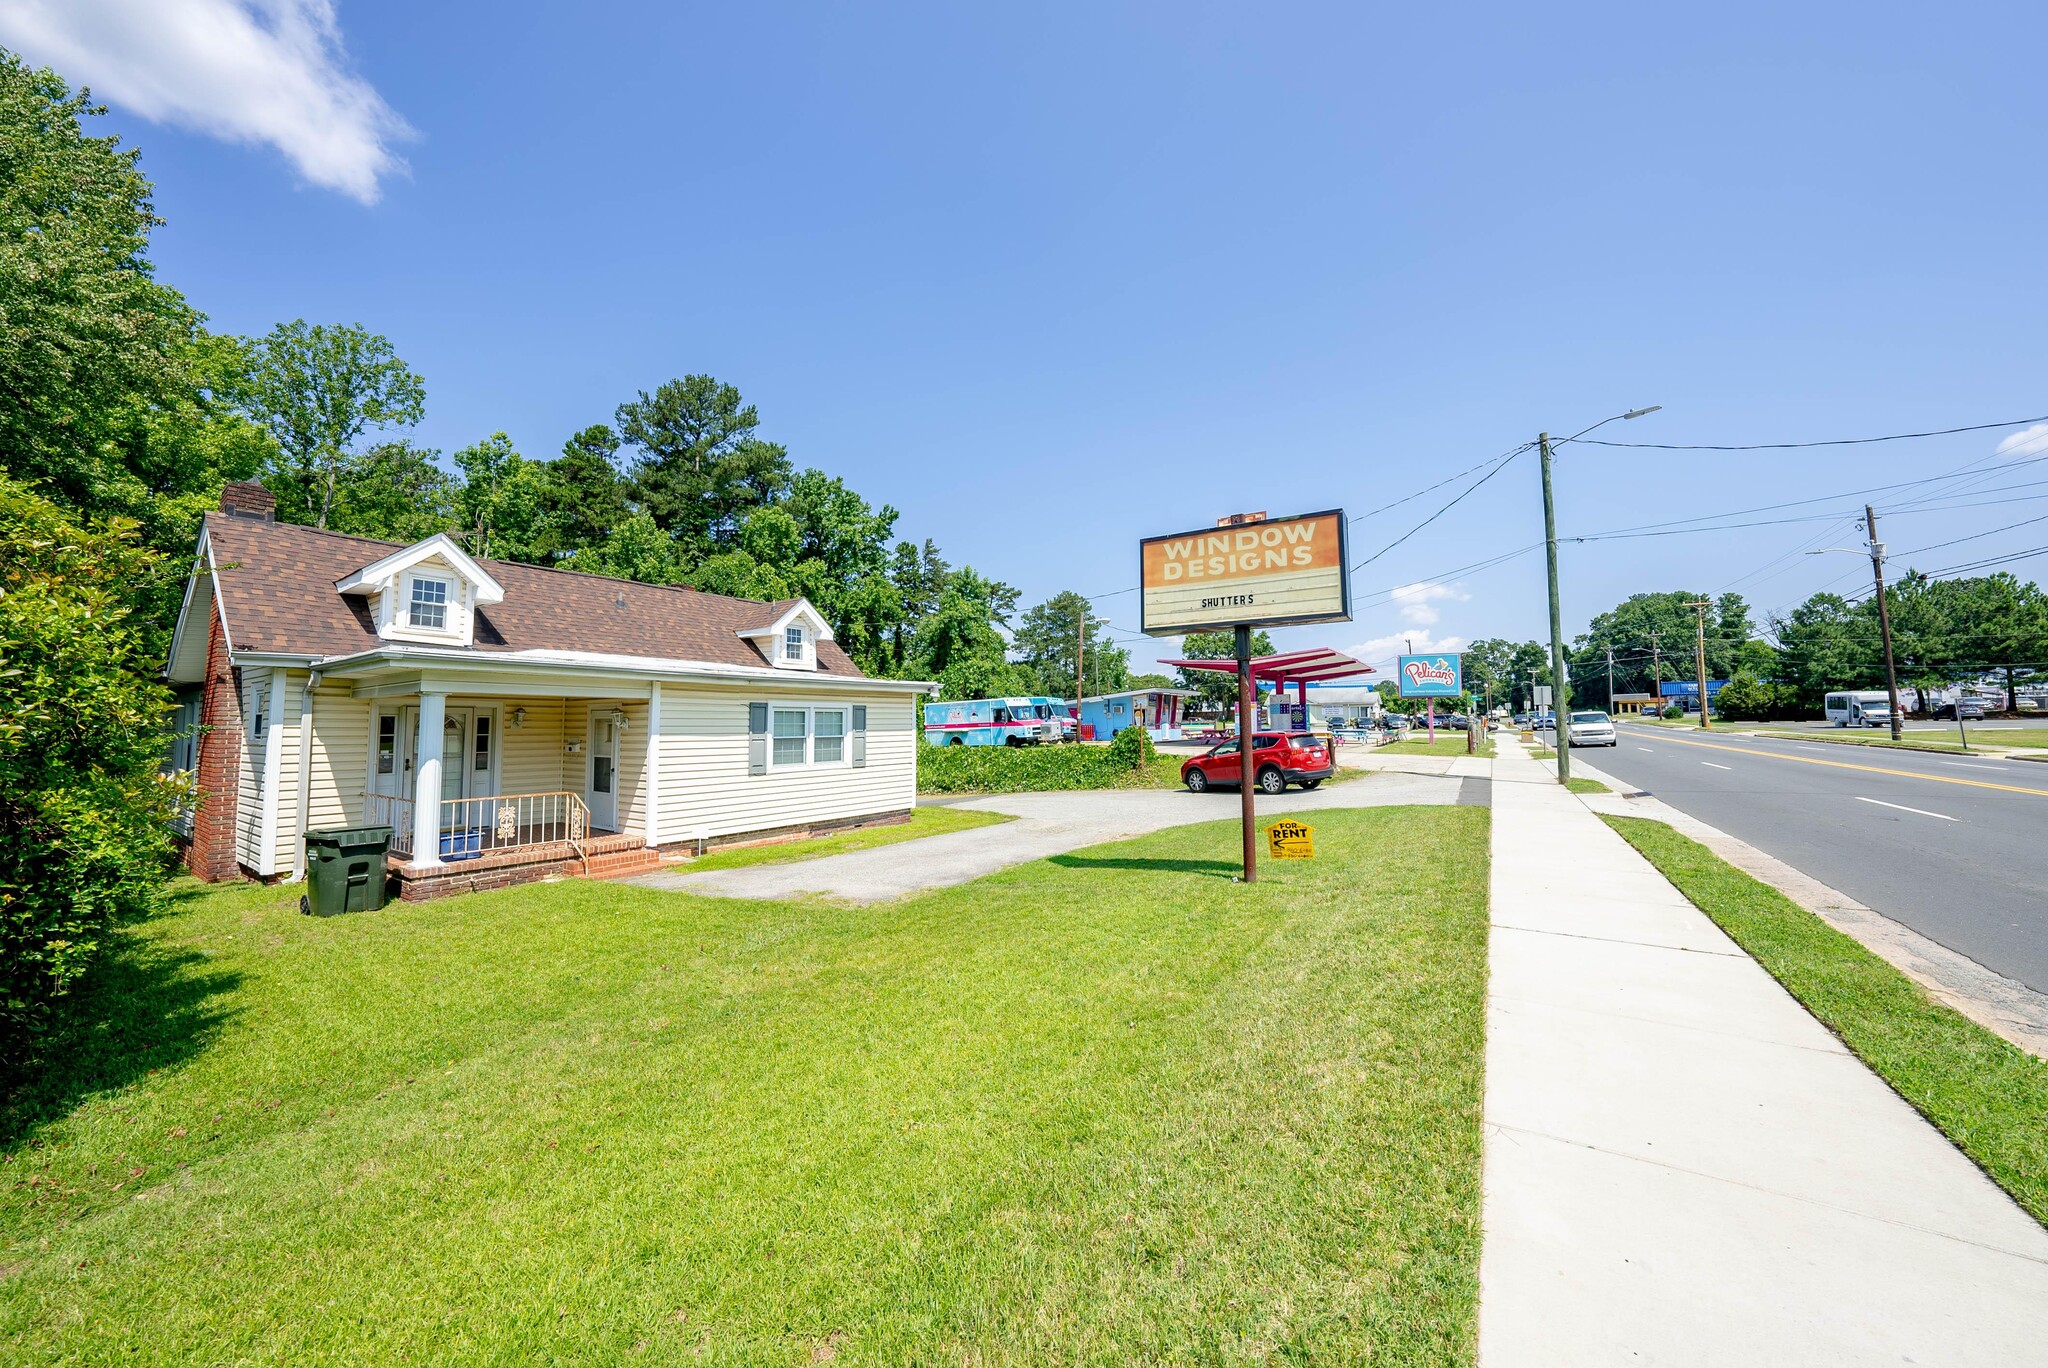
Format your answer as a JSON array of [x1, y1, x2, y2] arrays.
[[1236, 624, 1257, 883]]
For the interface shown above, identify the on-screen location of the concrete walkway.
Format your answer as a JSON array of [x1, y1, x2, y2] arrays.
[[626, 769, 1467, 903], [1482, 735, 2048, 1366]]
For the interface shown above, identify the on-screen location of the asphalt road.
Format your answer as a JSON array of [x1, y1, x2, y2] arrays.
[[1583, 721, 2048, 994]]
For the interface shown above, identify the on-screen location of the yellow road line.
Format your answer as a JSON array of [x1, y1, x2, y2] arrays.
[[1642, 730, 2048, 799]]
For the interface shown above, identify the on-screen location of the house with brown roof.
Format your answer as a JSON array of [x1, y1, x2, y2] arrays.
[[164, 483, 934, 899]]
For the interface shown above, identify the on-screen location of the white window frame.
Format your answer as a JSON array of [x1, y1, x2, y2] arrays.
[[767, 703, 851, 771], [406, 572, 453, 633], [784, 625, 805, 661]]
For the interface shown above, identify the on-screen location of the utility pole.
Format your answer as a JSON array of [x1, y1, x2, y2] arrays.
[[1684, 600, 1712, 729], [1648, 630, 1662, 716], [1605, 646, 1616, 713], [1075, 608, 1086, 719], [1539, 432, 1571, 780], [1865, 504, 1905, 743]]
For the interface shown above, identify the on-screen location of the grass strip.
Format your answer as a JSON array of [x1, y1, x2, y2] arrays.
[[1563, 777, 1609, 795], [1380, 734, 1495, 758], [682, 805, 1014, 872], [3, 807, 1489, 1364], [1752, 729, 2048, 755], [1602, 814, 2048, 1224]]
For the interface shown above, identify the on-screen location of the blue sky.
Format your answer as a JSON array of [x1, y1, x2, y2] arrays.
[[8, 1, 2048, 675]]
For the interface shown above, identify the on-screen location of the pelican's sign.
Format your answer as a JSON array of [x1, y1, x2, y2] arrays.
[[1139, 510, 1351, 636], [1396, 653, 1463, 699]]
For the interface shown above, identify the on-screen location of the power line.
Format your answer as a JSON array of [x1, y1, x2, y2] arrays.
[[1576, 412, 2048, 451], [1350, 445, 1531, 572]]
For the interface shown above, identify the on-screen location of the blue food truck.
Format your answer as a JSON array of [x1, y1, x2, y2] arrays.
[[923, 697, 1065, 746]]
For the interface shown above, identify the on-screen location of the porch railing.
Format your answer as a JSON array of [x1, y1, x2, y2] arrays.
[[364, 791, 594, 862]]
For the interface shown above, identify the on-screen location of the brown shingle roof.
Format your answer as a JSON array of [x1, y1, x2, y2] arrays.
[[202, 514, 865, 676]]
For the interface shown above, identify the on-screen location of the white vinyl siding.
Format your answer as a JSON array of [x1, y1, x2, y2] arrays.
[[236, 677, 265, 871], [649, 685, 915, 845], [307, 687, 370, 833]]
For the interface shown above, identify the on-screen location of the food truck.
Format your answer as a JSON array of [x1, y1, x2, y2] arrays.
[[923, 697, 1063, 746]]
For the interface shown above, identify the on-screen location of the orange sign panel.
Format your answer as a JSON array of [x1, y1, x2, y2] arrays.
[[1139, 509, 1351, 635]]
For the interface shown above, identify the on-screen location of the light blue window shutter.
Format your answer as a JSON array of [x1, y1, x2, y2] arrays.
[[852, 705, 868, 767], [748, 702, 769, 775]]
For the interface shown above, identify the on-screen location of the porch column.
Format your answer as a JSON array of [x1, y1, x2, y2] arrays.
[[411, 689, 446, 868], [644, 682, 663, 850]]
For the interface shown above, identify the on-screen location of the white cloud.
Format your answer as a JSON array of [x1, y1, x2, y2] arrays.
[[0, 0, 410, 203], [1388, 580, 1470, 628], [1995, 424, 2048, 461], [1344, 630, 1468, 671]]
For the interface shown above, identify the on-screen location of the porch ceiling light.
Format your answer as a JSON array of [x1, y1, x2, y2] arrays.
[[610, 707, 630, 730], [510, 707, 527, 729]]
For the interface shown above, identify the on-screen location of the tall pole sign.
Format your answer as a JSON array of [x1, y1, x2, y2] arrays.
[[1140, 510, 1351, 882]]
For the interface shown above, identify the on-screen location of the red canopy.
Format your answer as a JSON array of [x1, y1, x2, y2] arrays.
[[1159, 646, 1375, 684]]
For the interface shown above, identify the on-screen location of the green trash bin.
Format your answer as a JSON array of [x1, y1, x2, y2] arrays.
[[302, 826, 394, 916]]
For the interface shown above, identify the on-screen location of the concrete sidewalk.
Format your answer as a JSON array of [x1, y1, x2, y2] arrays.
[[1482, 735, 2048, 1366]]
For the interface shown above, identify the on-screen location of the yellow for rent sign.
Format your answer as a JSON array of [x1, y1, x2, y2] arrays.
[[1266, 819, 1315, 860]]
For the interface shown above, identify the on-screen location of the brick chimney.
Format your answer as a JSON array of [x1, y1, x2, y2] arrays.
[[219, 481, 276, 521]]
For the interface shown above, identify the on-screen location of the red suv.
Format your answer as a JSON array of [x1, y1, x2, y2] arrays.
[[1181, 733, 1333, 794]]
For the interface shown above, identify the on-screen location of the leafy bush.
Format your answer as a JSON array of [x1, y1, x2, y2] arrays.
[[1105, 723, 1156, 769], [1661, 705, 1685, 720], [917, 736, 1175, 793], [0, 477, 179, 1071]]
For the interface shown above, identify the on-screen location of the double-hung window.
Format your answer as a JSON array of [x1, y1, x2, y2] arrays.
[[784, 626, 805, 661], [771, 708, 809, 766], [409, 575, 449, 631], [813, 709, 846, 763], [768, 705, 850, 768]]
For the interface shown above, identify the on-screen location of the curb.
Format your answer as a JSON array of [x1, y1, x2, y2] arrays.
[[1563, 753, 2048, 1061]]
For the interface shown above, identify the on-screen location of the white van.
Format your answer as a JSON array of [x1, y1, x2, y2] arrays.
[[1824, 690, 1893, 728]]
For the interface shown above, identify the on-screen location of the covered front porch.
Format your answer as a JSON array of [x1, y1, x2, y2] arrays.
[[315, 660, 668, 894]]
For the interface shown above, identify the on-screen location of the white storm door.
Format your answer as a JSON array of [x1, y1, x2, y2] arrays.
[[587, 714, 618, 832]]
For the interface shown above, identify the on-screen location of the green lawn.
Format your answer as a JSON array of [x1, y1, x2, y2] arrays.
[[1564, 777, 1610, 795], [1604, 815, 2048, 1224], [1379, 733, 1494, 758], [682, 806, 1014, 873], [3, 807, 1491, 1365]]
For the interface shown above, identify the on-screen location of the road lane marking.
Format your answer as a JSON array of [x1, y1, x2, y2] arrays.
[[1701, 761, 1733, 770], [1643, 731, 2048, 799], [1942, 759, 2011, 770], [1855, 796, 1957, 822], [1635, 746, 1654, 752]]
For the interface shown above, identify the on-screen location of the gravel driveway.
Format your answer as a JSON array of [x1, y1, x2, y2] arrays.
[[625, 770, 1471, 903]]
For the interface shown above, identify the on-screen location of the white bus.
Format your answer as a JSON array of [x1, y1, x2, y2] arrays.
[[1824, 690, 1893, 728]]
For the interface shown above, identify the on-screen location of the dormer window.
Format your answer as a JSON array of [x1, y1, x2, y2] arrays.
[[784, 626, 805, 661], [410, 576, 450, 631], [336, 533, 504, 649], [737, 598, 834, 672]]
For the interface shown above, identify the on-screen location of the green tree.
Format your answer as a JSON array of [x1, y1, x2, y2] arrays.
[[561, 512, 689, 585], [1176, 629, 1274, 713], [1770, 591, 1877, 711], [451, 432, 553, 562], [233, 321, 426, 529], [532, 425, 629, 562], [1013, 591, 1129, 698], [615, 375, 791, 557], [327, 440, 458, 543], [0, 476, 179, 1067], [0, 53, 201, 514]]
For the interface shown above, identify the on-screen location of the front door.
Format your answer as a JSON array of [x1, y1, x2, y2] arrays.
[[587, 713, 618, 832]]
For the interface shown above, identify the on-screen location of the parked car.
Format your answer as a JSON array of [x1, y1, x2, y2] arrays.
[[1566, 709, 1617, 747], [1181, 732, 1334, 794], [1512, 712, 1531, 727], [1531, 713, 1557, 731], [1933, 698, 1988, 721]]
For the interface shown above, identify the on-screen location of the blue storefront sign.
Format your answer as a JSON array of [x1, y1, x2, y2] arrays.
[[1659, 679, 1728, 699], [1396, 653, 1463, 699]]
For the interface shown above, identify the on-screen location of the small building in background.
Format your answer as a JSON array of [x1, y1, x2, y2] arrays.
[[1610, 691, 1658, 716], [1077, 688, 1195, 742], [1268, 682, 1380, 730]]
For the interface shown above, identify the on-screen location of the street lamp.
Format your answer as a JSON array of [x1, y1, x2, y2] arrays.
[[1538, 405, 1662, 783]]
